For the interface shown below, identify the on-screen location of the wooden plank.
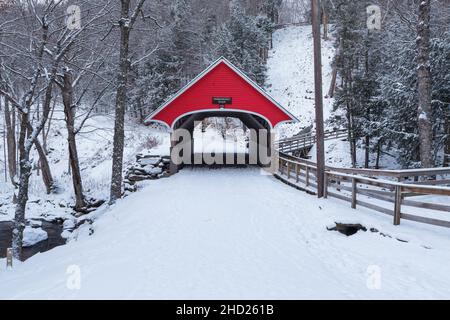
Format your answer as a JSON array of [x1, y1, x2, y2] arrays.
[[401, 185, 450, 196], [394, 186, 402, 226], [274, 173, 317, 195], [287, 162, 291, 180], [404, 179, 450, 186], [328, 191, 395, 217], [401, 214, 450, 228], [351, 178, 357, 209], [327, 191, 352, 203], [306, 167, 310, 187], [356, 200, 394, 216], [402, 199, 450, 212], [6, 248, 12, 268], [347, 186, 395, 203]]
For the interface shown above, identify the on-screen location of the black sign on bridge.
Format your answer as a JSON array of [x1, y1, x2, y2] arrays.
[[213, 97, 232, 108]]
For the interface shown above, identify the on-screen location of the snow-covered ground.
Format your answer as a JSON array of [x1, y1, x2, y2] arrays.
[[193, 123, 248, 154], [267, 25, 336, 138], [0, 110, 170, 224], [1, 168, 450, 299]]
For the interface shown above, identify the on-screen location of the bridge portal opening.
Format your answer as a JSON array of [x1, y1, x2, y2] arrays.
[[170, 111, 273, 170]]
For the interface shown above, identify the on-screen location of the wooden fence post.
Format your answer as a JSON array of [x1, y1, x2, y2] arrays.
[[324, 172, 328, 198], [296, 164, 300, 183], [287, 162, 291, 179], [306, 167, 310, 187], [6, 248, 12, 268], [351, 178, 357, 209], [394, 185, 402, 225]]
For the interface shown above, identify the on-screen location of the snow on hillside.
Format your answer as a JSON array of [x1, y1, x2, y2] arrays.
[[267, 26, 401, 169], [2, 168, 450, 299], [0, 108, 170, 223], [267, 25, 336, 138]]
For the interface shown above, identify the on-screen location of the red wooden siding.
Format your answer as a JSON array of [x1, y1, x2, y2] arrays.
[[147, 59, 296, 129]]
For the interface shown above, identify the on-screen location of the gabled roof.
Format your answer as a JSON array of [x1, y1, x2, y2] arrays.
[[145, 57, 299, 129]]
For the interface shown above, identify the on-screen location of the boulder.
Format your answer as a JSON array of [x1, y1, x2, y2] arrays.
[[128, 174, 151, 182]]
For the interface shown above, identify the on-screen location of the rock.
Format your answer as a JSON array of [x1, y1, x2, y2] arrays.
[[61, 229, 73, 240], [137, 155, 161, 166], [23, 227, 48, 247], [29, 219, 43, 228], [125, 184, 137, 192], [128, 167, 148, 175], [128, 174, 152, 182], [144, 167, 162, 175], [161, 157, 171, 164], [327, 222, 367, 236], [63, 219, 76, 231], [158, 171, 171, 179]]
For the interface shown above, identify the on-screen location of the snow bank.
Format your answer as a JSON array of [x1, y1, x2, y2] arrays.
[[1, 168, 450, 299]]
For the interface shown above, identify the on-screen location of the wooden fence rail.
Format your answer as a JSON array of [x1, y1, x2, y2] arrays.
[[277, 155, 450, 229], [277, 129, 348, 154], [278, 151, 450, 186]]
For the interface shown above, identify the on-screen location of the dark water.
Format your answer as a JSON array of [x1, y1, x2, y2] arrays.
[[0, 220, 66, 261]]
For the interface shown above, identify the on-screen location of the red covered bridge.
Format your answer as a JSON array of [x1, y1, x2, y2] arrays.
[[145, 57, 298, 169]]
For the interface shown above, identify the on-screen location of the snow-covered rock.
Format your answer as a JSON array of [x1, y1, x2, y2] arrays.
[[23, 227, 48, 247], [124, 155, 170, 189], [137, 156, 161, 167]]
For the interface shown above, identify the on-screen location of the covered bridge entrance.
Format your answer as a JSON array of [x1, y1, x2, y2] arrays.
[[145, 57, 298, 172]]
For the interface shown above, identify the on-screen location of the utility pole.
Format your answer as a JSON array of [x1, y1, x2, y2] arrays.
[[311, 0, 326, 198]]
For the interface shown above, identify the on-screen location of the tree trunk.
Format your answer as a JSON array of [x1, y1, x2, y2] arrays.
[[328, 67, 337, 98], [29, 131, 54, 194], [417, 0, 434, 168], [11, 154, 32, 261], [61, 68, 85, 210], [11, 112, 29, 260], [109, 0, 147, 201], [4, 97, 17, 185], [18, 113, 27, 166], [364, 135, 370, 168], [110, 0, 130, 203], [375, 140, 381, 169], [322, 5, 328, 40], [110, 0, 132, 203], [445, 108, 450, 167]]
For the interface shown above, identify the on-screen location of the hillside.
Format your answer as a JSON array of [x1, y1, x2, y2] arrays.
[[266, 25, 336, 138]]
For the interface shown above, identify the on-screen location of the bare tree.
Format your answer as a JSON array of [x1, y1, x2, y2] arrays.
[[3, 97, 17, 185], [110, 0, 147, 203], [0, 0, 111, 260]]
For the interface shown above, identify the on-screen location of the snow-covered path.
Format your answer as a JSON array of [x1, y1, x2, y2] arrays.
[[1, 168, 450, 299]]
